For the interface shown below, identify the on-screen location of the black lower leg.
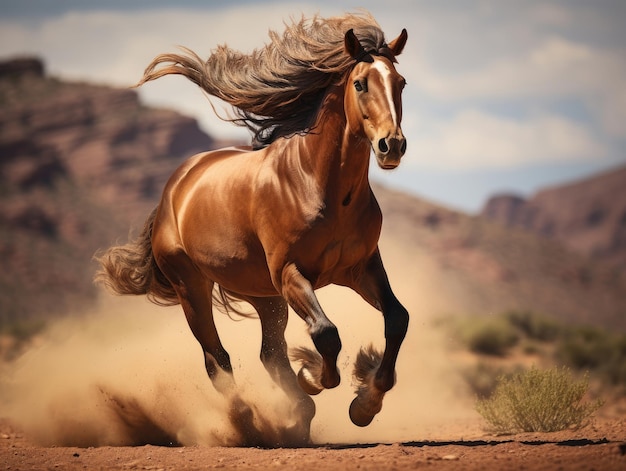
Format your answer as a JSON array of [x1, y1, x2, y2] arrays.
[[310, 321, 342, 389]]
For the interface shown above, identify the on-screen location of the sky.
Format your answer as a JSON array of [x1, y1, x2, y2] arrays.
[[1, 0, 625, 213]]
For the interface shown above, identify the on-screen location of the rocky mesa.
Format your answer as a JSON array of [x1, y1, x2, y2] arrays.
[[0, 57, 221, 325], [482, 166, 626, 272]]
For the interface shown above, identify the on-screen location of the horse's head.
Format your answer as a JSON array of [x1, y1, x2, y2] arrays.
[[344, 28, 408, 170]]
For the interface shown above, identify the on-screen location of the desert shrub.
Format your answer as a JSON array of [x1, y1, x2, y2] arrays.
[[505, 310, 562, 342], [459, 317, 520, 356], [476, 366, 603, 434], [557, 326, 610, 369], [606, 335, 626, 386], [557, 327, 626, 387]]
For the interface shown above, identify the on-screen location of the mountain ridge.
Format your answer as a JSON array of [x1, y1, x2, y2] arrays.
[[1, 57, 624, 331], [481, 164, 626, 272]]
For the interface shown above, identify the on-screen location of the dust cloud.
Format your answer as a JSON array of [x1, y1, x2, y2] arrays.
[[0, 236, 478, 447]]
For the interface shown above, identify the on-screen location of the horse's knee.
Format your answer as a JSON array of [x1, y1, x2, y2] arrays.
[[310, 322, 342, 389], [310, 322, 342, 359]]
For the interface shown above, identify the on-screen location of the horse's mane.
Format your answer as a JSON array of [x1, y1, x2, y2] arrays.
[[136, 11, 392, 148]]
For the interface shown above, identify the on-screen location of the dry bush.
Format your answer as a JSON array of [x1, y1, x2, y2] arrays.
[[557, 326, 626, 387], [455, 316, 520, 356], [476, 366, 603, 434], [505, 310, 562, 342]]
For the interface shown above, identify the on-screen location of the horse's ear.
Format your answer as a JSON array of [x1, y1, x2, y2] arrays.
[[344, 29, 370, 62], [388, 29, 408, 56]]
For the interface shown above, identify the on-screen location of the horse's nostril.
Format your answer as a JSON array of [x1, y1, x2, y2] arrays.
[[400, 139, 407, 155], [378, 138, 389, 154]]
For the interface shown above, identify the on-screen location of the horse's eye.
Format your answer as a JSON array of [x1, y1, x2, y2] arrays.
[[354, 79, 366, 92]]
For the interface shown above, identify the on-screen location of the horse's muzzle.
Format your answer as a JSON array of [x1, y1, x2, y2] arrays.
[[375, 136, 406, 169]]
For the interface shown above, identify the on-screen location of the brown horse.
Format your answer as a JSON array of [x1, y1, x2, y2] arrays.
[[96, 12, 409, 445]]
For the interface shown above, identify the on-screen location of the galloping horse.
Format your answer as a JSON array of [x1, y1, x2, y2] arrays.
[[96, 12, 409, 444]]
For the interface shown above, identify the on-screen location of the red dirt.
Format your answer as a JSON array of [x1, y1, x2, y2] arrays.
[[2, 417, 625, 470]]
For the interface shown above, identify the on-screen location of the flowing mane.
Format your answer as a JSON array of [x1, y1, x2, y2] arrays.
[[136, 11, 394, 147]]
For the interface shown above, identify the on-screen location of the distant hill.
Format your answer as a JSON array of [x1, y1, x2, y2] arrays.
[[1, 57, 624, 332], [481, 165, 626, 272], [376, 186, 626, 330], [0, 57, 221, 326], [0, 57, 217, 226]]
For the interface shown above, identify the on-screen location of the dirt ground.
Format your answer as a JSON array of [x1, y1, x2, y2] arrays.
[[1, 416, 625, 471]]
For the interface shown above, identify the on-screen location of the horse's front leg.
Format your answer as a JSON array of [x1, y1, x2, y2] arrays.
[[279, 263, 342, 393], [347, 248, 409, 426]]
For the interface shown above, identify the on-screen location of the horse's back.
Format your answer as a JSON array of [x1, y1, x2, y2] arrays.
[[162, 145, 255, 209], [151, 145, 279, 295]]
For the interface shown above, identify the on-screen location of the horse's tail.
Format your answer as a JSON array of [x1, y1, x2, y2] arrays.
[[94, 207, 179, 306]]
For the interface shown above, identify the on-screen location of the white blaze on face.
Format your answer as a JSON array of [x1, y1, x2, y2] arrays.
[[372, 59, 398, 129]]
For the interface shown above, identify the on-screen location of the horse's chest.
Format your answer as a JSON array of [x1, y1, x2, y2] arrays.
[[321, 236, 366, 268], [304, 213, 380, 282]]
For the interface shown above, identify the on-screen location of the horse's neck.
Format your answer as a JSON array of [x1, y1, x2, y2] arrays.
[[299, 84, 372, 208]]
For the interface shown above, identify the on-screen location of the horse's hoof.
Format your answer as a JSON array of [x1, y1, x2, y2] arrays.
[[349, 397, 375, 427], [298, 367, 323, 395]]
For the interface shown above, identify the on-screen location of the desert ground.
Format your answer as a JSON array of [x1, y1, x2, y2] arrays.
[[1, 416, 625, 470], [1, 239, 624, 470]]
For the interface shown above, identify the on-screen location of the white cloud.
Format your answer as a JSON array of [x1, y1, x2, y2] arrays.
[[414, 36, 626, 103], [0, 1, 622, 163], [0, 5, 312, 86], [596, 86, 626, 139], [1, 0, 623, 212], [0, 3, 322, 139], [407, 109, 607, 170]]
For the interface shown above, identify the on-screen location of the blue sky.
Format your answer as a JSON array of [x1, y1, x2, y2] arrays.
[[1, 0, 625, 212]]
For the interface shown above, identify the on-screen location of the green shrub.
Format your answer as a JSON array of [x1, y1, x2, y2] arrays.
[[557, 326, 610, 369], [505, 310, 562, 342], [459, 317, 520, 356], [476, 366, 603, 434], [606, 335, 626, 386], [556, 327, 626, 387]]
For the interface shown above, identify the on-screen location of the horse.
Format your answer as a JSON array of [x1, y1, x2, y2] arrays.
[[96, 12, 409, 445]]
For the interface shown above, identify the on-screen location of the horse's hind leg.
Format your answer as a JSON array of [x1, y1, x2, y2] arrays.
[[245, 295, 316, 445], [159, 255, 236, 394], [162, 259, 267, 444]]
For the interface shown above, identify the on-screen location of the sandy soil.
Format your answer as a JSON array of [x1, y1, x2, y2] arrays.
[[2, 416, 625, 470], [1, 239, 624, 469]]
